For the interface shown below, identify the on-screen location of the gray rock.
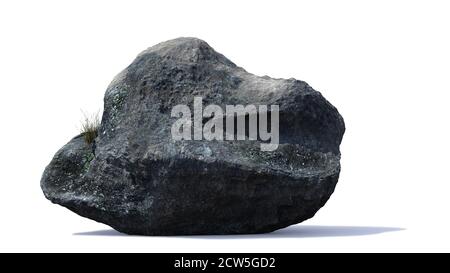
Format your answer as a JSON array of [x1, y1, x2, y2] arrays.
[[41, 38, 345, 235]]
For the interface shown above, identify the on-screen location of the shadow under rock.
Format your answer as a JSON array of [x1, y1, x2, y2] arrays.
[[74, 225, 404, 238]]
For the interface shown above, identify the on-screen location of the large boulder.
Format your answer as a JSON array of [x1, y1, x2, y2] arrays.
[[41, 37, 345, 235]]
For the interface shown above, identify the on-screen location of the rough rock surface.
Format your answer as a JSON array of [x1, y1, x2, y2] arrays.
[[41, 38, 345, 235]]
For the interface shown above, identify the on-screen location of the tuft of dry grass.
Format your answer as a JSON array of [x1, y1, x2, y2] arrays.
[[80, 111, 101, 144]]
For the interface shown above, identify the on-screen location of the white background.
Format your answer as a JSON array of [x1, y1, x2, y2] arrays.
[[1, 0, 449, 252]]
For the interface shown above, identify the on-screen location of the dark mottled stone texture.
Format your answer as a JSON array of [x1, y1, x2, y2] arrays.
[[41, 38, 345, 235]]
